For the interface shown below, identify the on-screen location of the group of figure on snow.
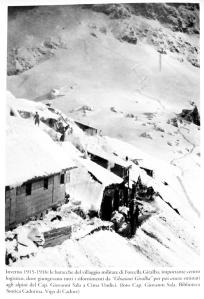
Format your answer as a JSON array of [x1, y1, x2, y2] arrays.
[[104, 175, 156, 236], [34, 111, 73, 141]]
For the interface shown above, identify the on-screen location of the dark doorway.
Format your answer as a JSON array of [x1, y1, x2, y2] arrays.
[[101, 195, 112, 221], [60, 173, 65, 184], [44, 178, 48, 189], [26, 183, 32, 196]]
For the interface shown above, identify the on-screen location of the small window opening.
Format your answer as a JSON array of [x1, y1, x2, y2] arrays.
[[60, 173, 65, 184], [26, 183, 32, 196], [44, 178, 48, 189]]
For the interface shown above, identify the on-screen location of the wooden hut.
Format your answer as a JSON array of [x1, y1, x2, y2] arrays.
[[5, 117, 76, 231], [87, 148, 132, 180]]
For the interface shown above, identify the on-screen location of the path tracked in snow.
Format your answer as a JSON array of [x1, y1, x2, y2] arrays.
[[132, 64, 141, 71], [137, 75, 147, 84], [169, 129, 199, 217], [134, 88, 199, 217], [134, 85, 197, 168], [83, 38, 199, 216], [176, 176, 200, 217], [170, 127, 196, 170], [135, 89, 166, 110], [131, 64, 147, 84]]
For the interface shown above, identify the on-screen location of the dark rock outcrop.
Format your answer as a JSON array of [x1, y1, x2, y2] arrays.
[[86, 3, 199, 34], [83, 3, 200, 68], [91, 4, 131, 19], [179, 105, 200, 126], [7, 36, 68, 76], [121, 31, 137, 45]]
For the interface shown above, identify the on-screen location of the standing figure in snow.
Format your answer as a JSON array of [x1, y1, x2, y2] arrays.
[[34, 112, 40, 126], [129, 198, 140, 235], [60, 127, 66, 142], [131, 183, 136, 199], [136, 175, 141, 192]]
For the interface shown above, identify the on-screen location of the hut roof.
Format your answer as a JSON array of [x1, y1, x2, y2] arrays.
[[6, 117, 76, 188], [7, 91, 59, 120], [78, 157, 123, 187], [74, 121, 97, 131], [61, 142, 123, 187], [138, 160, 155, 171], [87, 147, 132, 169]]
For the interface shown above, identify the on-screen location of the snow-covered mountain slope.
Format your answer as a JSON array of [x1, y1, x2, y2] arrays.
[[5, 93, 200, 267], [7, 4, 200, 164], [6, 4, 200, 268]]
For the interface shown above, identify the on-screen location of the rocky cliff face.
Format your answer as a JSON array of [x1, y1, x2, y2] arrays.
[[90, 3, 199, 34], [7, 3, 200, 76], [7, 36, 68, 76], [85, 3, 200, 67]]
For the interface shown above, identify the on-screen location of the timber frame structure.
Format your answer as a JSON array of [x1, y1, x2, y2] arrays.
[[5, 170, 71, 231]]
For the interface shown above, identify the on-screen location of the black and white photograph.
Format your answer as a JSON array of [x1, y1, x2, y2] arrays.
[[5, 1, 201, 269]]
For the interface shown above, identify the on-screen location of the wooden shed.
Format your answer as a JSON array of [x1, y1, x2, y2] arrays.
[[5, 117, 76, 231], [87, 148, 132, 180]]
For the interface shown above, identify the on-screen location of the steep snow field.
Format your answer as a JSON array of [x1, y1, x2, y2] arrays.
[[10, 230, 153, 268], [6, 116, 200, 267], [7, 5, 200, 165]]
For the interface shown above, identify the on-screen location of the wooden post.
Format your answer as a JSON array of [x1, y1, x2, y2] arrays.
[[128, 168, 130, 189], [159, 53, 161, 71]]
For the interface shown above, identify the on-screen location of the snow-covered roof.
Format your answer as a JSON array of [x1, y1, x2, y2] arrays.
[[138, 160, 155, 171], [7, 91, 59, 120], [61, 141, 83, 159], [61, 142, 123, 186], [75, 120, 97, 130], [6, 117, 76, 187], [78, 157, 123, 187], [87, 147, 132, 168]]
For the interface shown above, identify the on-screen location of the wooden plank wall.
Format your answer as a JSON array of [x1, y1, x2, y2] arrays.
[[5, 190, 11, 230], [15, 177, 54, 224], [5, 173, 66, 230], [10, 189, 17, 224], [53, 174, 66, 203], [43, 226, 72, 248]]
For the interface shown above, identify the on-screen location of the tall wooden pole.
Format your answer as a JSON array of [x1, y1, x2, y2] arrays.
[[159, 53, 162, 71]]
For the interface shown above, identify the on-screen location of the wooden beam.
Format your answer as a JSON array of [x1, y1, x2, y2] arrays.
[[43, 226, 72, 248]]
